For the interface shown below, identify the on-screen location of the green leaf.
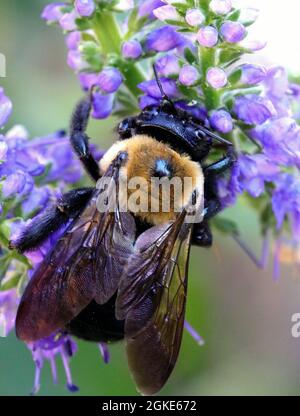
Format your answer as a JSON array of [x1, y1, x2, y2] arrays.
[[0, 273, 22, 291], [227, 9, 241, 21], [212, 217, 239, 235], [184, 47, 197, 65], [228, 68, 242, 85]]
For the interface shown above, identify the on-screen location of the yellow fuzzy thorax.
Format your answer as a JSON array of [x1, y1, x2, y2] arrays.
[[99, 135, 204, 225]]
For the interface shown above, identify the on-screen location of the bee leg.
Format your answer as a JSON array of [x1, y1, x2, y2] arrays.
[[70, 93, 101, 182], [9, 187, 93, 254], [192, 221, 212, 247]]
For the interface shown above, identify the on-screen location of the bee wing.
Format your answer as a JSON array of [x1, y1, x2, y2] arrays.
[[116, 212, 192, 395], [16, 164, 136, 343]]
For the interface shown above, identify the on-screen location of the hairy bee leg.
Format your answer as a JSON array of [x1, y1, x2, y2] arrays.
[[9, 187, 94, 253], [70, 94, 101, 182], [192, 221, 212, 247]]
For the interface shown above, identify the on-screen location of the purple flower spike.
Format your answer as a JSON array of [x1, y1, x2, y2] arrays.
[[74, 0, 95, 17], [209, 0, 232, 15], [185, 9, 205, 26], [210, 109, 233, 133], [155, 54, 180, 76], [0, 88, 12, 127], [146, 26, 183, 52], [121, 40, 143, 59], [220, 21, 246, 43], [197, 26, 218, 48], [98, 67, 123, 93], [240, 64, 267, 86], [92, 92, 115, 119], [234, 95, 276, 125], [206, 67, 227, 89], [41, 2, 65, 23], [179, 65, 199, 86]]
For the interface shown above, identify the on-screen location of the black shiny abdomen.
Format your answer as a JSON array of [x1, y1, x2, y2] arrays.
[[66, 294, 124, 343]]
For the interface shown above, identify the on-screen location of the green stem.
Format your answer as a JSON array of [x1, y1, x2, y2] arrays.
[[92, 11, 145, 98], [199, 47, 220, 110]]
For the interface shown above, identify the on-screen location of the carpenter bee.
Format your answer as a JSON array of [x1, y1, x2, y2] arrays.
[[9, 69, 235, 395]]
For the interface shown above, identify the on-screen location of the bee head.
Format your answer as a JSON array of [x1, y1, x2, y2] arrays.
[[117, 66, 232, 163]]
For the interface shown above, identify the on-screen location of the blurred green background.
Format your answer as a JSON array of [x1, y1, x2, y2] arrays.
[[1, 0, 300, 396]]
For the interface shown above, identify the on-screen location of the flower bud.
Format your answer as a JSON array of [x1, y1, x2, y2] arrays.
[[220, 21, 246, 43], [197, 26, 218, 48], [121, 40, 143, 59], [179, 65, 199, 86], [209, 0, 232, 15], [206, 67, 227, 88], [98, 67, 123, 93], [74, 0, 95, 17], [185, 9, 205, 26], [209, 109, 233, 133]]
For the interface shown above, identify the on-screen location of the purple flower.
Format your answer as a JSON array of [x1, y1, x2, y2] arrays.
[[121, 40, 143, 59], [98, 67, 123, 93], [272, 174, 300, 237], [146, 26, 183, 52], [78, 72, 100, 91], [240, 64, 267, 86], [153, 5, 181, 22], [155, 54, 180, 76], [206, 67, 227, 89], [139, 95, 160, 110], [238, 154, 280, 198], [218, 153, 280, 206], [185, 9, 205, 26], [41, 2, 65, 23], [0, 141, 8, 161], [234, 95, 276, 125], [29, 332, 78, 394], [209, 0, 232, 15], [252, 117, 300, 166], [138, 0, 164, 18], [209, 109, 233, 133], [197, 26, 218, 48], [74, 0, 95, 17], [92, 92, 115, 119], [241, 39, 267, 52], [179, 65, 199, 86], [2, 171, 28, 199], [65, 31, 81, 50], [138, 78, 178, 99], [67, 50, 87, 71], [0, 289, 18, 337], [0, 88, 12, 127], [59, 10, 78, 31], [220, 21, 246, 43]]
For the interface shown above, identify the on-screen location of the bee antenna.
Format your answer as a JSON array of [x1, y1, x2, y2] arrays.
[[153, 64, 176, 111], [199, 125, 233, 146]]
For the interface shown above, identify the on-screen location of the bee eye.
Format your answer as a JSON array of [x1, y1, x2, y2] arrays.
[[153, 159, 172, 179]]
